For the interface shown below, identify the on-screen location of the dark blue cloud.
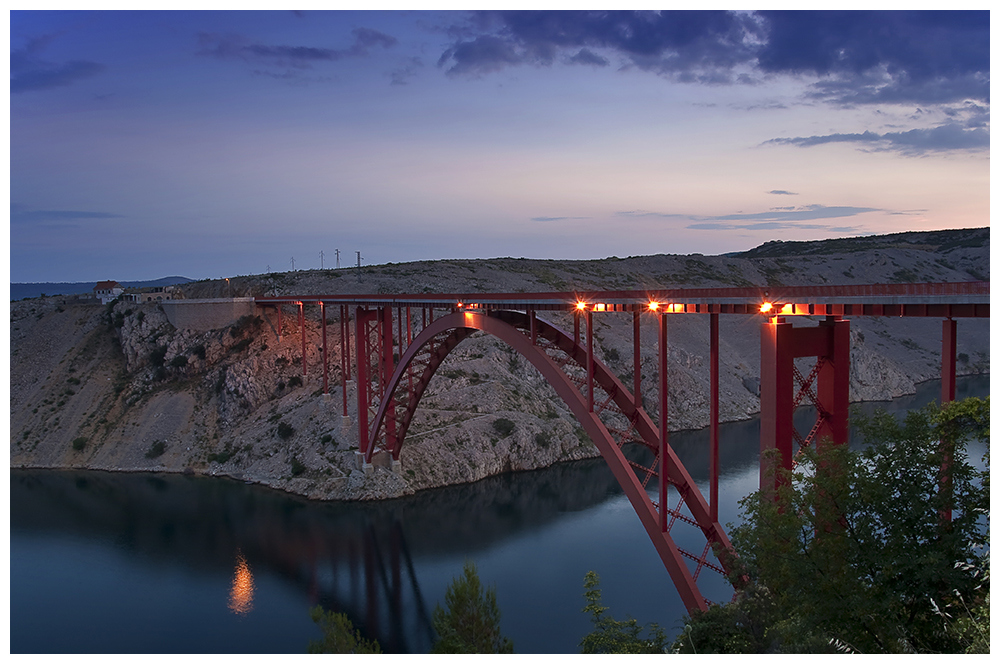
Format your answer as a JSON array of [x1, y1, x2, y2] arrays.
[[10, 34, 105, 93], [436, 10, 989, 106], [531, 216, 591, 222], [11, 206, 124, 223], [768, 190, 798, 195], [439, 10, 760, 82], [757, 11, 989, 104], [567, 48, 609, 67], [390, 57, 424, 86], [198, 27, 397, 74], [764, 123, 989, 156]]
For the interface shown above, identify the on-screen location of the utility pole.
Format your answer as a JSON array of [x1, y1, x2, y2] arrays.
[[290, 257, 295, 271], [356, 251, 362, 283], [320, 250, 325, 269], [335, 249, 341, 269]]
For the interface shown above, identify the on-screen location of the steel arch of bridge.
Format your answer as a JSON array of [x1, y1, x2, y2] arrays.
[[255, 281, 989, 614], [364, 308, 735, 613]]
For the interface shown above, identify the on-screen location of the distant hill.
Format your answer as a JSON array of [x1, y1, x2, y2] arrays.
[[736, 227, 989, 259], [10, 276, 193, 301]]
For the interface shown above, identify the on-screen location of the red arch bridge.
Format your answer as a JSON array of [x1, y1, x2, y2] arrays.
[[255, 281, 989, 613]]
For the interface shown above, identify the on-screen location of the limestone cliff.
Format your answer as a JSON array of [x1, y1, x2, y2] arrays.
[[9, 228, 990, 500]]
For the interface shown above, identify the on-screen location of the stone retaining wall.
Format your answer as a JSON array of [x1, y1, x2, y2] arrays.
[[161, 298, 255, 331]]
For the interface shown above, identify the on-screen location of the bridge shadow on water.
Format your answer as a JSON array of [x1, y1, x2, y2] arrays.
[[10, 455, 628, 653]]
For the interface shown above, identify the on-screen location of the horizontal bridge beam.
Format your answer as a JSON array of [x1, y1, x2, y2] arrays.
[[254, 281, 989, 318]]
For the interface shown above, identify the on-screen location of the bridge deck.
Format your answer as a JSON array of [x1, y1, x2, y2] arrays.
[[255, 281, 989, 317]]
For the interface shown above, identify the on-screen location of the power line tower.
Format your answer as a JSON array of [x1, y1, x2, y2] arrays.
[[320, 250, 325, 269], [335, 249, 341, 269], [290, 257, 295, 271], [356, 251, 362, 283]]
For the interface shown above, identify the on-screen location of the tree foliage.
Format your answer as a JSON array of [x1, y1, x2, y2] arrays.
[[579, 571, 668, 653], [307, 606, 382, 653], [675, 397, 990, 654], [431, 561, 513, 653]]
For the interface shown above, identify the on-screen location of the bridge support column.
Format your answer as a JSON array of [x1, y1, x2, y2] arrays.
[[379, 307, 398, 456], [658, 311, 670, 532], [759, 316, 850, 497], [709, 312, 719, 523], [586, 310, 594, 412], [940, 318, 957, 523], [942, 318, 957, 404], [299, 302, 307, 376], [355, 306, 373, 457], [321, 302, 329, 395], [633, 311, 642, 409], [341, 305, 350, 416]]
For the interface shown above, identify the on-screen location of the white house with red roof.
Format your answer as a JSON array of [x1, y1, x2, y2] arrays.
[[93, 280, 124, 304]]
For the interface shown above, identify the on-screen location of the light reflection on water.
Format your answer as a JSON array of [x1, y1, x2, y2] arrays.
[[228, 550, 255, 615], [8, 375, 989, 654]]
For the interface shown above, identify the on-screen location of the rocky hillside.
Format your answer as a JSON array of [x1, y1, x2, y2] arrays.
[[9, 228, 990, 500]]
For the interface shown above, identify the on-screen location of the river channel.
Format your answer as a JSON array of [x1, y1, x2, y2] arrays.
[[10, 375, 989, 653]]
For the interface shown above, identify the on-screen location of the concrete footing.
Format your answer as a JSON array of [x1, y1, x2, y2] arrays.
[[354, 450, 401, 474]]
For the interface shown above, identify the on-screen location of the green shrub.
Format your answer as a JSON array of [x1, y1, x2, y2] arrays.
[[72, 437, 87, 451], [230, 314, 260, 338], [288, 375, 303, 388], [145, 440, 166, 458], [191, 344, 206, 360], [320, 434, 332, 444], [277, 421, 295, 440], [169, 355, 188, 368], [149, 345, 168, 367], [534, 431, 552, 448], [492, 418, 515, 437], [290, 457, 306, 476], [230, 338, 252, 353]]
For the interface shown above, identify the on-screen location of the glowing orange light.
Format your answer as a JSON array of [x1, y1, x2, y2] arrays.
[[228, 550, 255, 615], [576, 301, 587, 311], [780, 303, 793, 314], [456, 302, 463, 308], [759, 302, 773, 313], [648, 301, 660, 311]]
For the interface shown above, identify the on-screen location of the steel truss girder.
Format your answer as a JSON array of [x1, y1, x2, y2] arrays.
[[364, 308, 736, 614], [759, 317, 850, 495]]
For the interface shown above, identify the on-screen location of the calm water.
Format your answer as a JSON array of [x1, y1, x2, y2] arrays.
[[10, 375, 989, 654]]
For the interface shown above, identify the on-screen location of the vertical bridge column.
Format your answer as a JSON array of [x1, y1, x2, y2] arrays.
[[658, 310, 669, 532], [298, 302, 307, 376], [320, 302, 328, 395], [379, 306, 397, 457], [709, 311, 720, 523], [940, 318, 957, 522], [354, 306, 374, 461], [759, 316, 850, 496]]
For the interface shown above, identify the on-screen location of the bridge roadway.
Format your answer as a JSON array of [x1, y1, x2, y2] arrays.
[[253, 281, 989, 614]]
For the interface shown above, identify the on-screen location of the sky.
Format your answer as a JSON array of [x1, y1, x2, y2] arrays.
[[7, 8, 991, 283]]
